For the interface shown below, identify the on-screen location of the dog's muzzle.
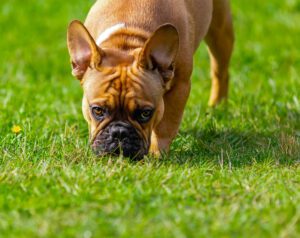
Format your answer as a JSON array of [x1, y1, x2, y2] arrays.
[[92, 121, 147, 159]]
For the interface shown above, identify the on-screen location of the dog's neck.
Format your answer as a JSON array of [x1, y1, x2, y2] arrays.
[[96, 23, 150, 52]]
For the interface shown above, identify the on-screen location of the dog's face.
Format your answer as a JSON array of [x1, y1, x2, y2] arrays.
[[67, 21, 179, 158]]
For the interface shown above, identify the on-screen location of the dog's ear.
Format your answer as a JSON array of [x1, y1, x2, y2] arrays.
[[67, 20, 102, 80], [138, 24, 179, 82]]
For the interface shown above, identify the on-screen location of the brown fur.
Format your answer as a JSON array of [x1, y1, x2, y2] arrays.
[[67, 0, 234, 156]]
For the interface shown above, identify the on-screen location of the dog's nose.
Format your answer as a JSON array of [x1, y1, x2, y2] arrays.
[[92, 121, 145, 159], [110, 124, 129, 140]]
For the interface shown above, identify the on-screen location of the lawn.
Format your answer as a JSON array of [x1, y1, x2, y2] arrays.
[[0, 0, 300, 237]]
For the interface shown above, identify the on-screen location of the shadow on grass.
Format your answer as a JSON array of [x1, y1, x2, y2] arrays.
[[81, 126, 300, 168], [165, 128, 300, 167]]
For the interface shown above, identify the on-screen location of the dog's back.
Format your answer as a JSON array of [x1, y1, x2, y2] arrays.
[[85, 0, 212, 53]]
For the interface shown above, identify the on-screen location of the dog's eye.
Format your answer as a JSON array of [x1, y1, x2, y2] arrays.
[[136, 109, 154, 123], [91, 106, 105, 120]]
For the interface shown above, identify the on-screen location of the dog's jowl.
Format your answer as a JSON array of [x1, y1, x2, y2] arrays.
[[67, 0, 234, 158]]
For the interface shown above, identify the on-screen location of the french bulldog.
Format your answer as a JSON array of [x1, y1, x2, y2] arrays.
[[67, 0, 234, 158]]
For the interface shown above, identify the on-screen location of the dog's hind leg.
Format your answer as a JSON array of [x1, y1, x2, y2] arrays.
[[205, 0, 234, 106]]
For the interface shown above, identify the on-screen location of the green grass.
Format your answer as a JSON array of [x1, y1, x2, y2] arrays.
[[0, 0, 300, 237]]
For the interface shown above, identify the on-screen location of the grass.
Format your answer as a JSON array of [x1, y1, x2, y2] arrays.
[[0, 0, 300, 237]]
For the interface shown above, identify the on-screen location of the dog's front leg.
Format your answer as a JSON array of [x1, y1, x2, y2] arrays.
[[150, 78, 192, 157]]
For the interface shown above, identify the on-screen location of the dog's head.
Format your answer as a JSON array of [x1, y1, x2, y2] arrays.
[[67, 20, 179, 158]]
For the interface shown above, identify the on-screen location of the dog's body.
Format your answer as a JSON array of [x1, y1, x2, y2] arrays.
[[67, 0, 234, 158]]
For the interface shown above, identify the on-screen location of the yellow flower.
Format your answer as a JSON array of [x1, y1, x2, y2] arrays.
[[12, 125, 22, 134]]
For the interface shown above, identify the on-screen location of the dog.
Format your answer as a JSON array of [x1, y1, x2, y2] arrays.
[[67, 0, 234, 158]]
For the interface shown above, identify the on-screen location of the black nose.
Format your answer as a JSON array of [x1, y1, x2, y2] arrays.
[[92, 121, 146, 159], [110, 123, 130, 140]]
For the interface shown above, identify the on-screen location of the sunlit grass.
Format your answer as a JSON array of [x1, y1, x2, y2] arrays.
[[0, 0, 299, 237]]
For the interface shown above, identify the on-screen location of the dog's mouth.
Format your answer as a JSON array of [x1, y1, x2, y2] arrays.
[[92, 121, 148, 159]]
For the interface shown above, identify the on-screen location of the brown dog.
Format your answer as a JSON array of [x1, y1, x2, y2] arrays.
[[67, 0, 234, 158]]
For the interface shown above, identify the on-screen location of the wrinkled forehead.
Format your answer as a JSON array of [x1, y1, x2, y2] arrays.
[[82, 66, 163, 109]]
